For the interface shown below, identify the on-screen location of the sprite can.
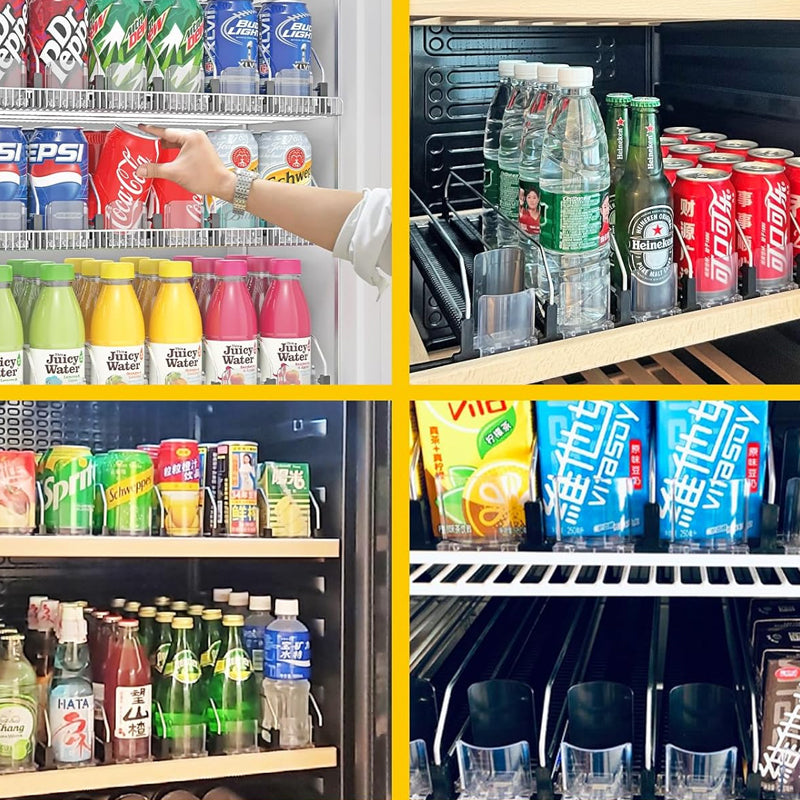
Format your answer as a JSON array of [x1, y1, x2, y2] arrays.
[[98, 449, 154, 535], [146, 0, 204, 93], [88, 0, 148, 92], [38, 446, 94, 534]]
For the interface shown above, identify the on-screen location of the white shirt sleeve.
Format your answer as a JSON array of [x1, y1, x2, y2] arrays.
[[332, 188, 392, 294]]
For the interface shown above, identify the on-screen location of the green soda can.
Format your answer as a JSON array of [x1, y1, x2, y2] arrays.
[[38, 446, 95, 535], [88, 0, 148, 92], [92, 452, 111, 533], [100, 449, 154, 536], [147, 0, 204, 93]]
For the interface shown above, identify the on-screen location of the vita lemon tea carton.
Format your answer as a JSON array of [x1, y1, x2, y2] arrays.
[[415, 401, 534, 549]]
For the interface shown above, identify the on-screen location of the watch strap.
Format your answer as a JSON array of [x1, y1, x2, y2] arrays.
[[232, 168, 257, 214]]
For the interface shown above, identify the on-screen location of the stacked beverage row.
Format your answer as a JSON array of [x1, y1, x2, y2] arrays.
[[0, 439, 313, 537], [0, 0, 314, 96], [0, 254, 315, 386], [78, 788, 244, 800], [0, 590, 313, 772], [0, 123, 312, 232]]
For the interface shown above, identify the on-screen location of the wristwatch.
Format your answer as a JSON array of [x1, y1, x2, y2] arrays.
[[232, 168, 257, 214]]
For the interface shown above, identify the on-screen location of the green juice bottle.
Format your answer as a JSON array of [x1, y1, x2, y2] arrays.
[[0, 265, 22, 385]]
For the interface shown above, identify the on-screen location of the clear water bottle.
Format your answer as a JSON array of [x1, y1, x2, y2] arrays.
[[262, 599, 311, 748], [539, 66, 613, 336], [243, 596, 274, 677]]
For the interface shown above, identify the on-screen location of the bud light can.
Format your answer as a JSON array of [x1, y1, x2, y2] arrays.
[[28, 127, 88, 230], [28, 0, 87, 89], [0, 0, 27, 88], [204, 0, 258, 93], [0, 126, 26, 231], [206, 129, 258, 228], [259, 1, 312, 94]]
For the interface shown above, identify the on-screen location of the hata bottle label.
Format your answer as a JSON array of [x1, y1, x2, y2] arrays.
[[50, 694, 93, 762], [259, 337, 311, 385], [28, 348, 85, 385], [626, 205, 674, 286], [148, 342, 202, 385]]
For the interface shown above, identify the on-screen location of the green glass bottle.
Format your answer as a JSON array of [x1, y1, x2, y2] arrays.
[[188, 605, 205, 655], [150, 611, 175, 690], [207, 615, 259, 751], [137, 606, 157, 659], [605, 93, 633, 280], [200, 609, 224, 683], [0, 634, 37, 770]]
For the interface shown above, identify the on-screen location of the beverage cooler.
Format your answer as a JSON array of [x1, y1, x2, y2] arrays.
[[0, 399, 390, 800], [408, 2, 800, 385]]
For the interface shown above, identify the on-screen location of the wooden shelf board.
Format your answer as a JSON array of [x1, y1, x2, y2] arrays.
[[0, 536, 339, 560], [411, 291, 800, 385], [0, 747, 337, 798]]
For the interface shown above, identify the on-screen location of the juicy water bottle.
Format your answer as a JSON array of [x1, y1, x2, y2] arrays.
[[0, 265, 23, 385], [539, 66, 612, 336]]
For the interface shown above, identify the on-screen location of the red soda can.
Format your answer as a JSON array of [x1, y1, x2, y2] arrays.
[[27, 0, 87, 89], [732, 161, 792, 291], [660, 136, 682, 157], [84, 130, 106, 221], [137, 444, 160, 472], [663, 157, 693, 185], [673, 167, 737, 305], [698, 151, 745, 174], [0, 0, 27, 86], [150, 147, 202, 230], [93, 123, 159, 231], [0, 451, 36, 533], [156, 440, 200, 489], [784, 156, 800, 258], [668, 144, 713, 167], [716, 139, 758, 156], [747, 147, 795, 165], [687, 132, 727, 151], [663, 126, 700, 144]]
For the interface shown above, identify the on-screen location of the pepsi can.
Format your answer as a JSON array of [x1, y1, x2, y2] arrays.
[[259, 2, 311, 86], [28, 127, 88, 230], [0, 127, 26, 230], [204, 0, 258, 87]]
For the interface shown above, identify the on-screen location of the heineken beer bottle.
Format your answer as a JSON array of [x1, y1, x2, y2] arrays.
[[614, 96, 677, 320], [605, 93, 632, 282]]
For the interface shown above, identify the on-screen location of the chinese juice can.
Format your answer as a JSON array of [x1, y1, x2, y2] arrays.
[[214, 441, 258, 537], [0, 450, 36, 533], [156, 439, 200, 537]]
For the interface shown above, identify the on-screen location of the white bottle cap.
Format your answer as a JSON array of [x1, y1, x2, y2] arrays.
[[514, 61, 542, 81], [274, 599, 299, 617], [558, 66, 593, 89], [538, 63, 569, 84], [212, 588, 233, 603], [59, 604, 87, 644], [27, 596, 48, 631], [249, 595, 272, 612], [228, 591, 249, 608], [498, 59, 524, 77], [39, 599, 59, 633]]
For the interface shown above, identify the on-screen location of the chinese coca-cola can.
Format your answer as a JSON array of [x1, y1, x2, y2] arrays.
[[698, 151, 745, 174], [660, 136, 682, 157], [784, 156, 800, 258], [92, 123, 159, 230], [732, 161, 792, 292], [747, 147, 795, 165], [28, 0, 87, 89], [663, 157, 693, 185], [687, 132, 727, 151], [716, 139, 758, 156], [663, 126, 701, 144], [668, 143, 713, 167], [673, 167, 738, 307], [151, 146, 202, 229]]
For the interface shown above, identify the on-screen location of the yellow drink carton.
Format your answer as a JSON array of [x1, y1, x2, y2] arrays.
[[410, 403, 424, 501], [415, 401, 534, 546]]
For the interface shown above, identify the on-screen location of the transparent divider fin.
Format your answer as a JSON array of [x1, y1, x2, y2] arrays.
[[560, 741, 632, 800], [456, 739, 533, 800], [665, 743, 737, 800], [411, 738, 434, 800]]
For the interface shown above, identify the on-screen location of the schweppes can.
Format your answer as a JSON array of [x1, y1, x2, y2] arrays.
[[257, 131, 312, 185], [99, 449, 154, 535]]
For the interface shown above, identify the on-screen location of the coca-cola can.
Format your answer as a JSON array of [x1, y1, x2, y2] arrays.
[[698, 151, 745, 174], [151, 147, 202, 230], [785, 156, 800, 258], [716, 139, 758, 156], [660, 136, 682, 157], [687, 132, 727, 151], [663, 157, 693, 186], [747, 147, 795, 165], [28, 0, 87, 89], [668, 143, 713, 167], [673, 167, 738, 306], [663, 126, 701, 144], [732, 161, 793, 292], [93, 123, 159, 231]]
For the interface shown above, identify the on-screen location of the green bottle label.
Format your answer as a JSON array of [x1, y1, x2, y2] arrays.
[[214, 647, 253, 682], [201, 639, 221, 669], [626, 205, 674, 287], [155, 642, 171, 673], [499, 167, 520, 219], [519, 178, 541, 235], [484, 158, 500, 205], [172, 650, 201, 685], [539, 189, 610, 253], [0, 700, 35, 763]]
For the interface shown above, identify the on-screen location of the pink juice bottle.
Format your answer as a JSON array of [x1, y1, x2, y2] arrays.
[[203, 259, 258, 386], [193, 258, 217, 320], [94, 614, 121, 714], [258, 258, 312, 385], [247, 257, 273, 316]]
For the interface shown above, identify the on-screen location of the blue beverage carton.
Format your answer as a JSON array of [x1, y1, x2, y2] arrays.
[[656, 401, 768, 543], [536, 401, 651, 541]]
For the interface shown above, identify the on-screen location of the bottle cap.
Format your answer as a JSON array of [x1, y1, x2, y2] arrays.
[[269, 258, 302, 276], [8, 258, 32, 271], [498, 59, 525, 77], [40, 263, 74, 282], [118, 619, 139, 630], [630, 96, 660, 109], [189, 604, 205, 616], [222, 614, 244, 626], [227, 591, 249, 608], [110, 597, 126, 609], [170, 600, 188, 612], [124, 601, 141, 613], [212, 588, 233, 603], [606, 92, 633, 106], [249, 595, 272, 612], [104, 614, 122, 627], [82, 259, 101, 278], [138, 258, 159, 277], [2, 634, 23, 642], [101, 262, 135, 281], [0, 265, 11, 284], [59, 603, 88, 643], [558, 66, 593, 89], [39, 599, 59, 631], [202, 608, 223, 621], [156, 611, 176, 623], [215, 259, 248, 277], [514, 61, 541, 80], [173, 255, 197, 266], [247, 257, 273, 274], [92, 610, 109, 621], [159, 260, 192, 279], [64, 257, 84, 274], [119, 256, 141, 270], [139, 606, 157, 619], [75, 600, 89, 608], [537, 63, 568, 84], [172, 616, 193, 629], [194, 257, 217, 275], [154, 595, 171, 606], [274, 599, 299, 617]]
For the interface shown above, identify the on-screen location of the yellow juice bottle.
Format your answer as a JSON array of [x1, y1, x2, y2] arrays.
[[136, 258, 160, 321], [120, 256, 143, 295], [77, 259, 101, 319], [64, 257, 84, 296], [414, 401, 534, 547]]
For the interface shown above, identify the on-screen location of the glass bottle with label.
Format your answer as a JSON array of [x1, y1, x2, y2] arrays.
[[25, 596, 58, 741], [137, 606, 157, 659], [604, 93, 633, 283], [151, 611, 175, 691], [0, 634, 37, 771], [200, 609, 224, 684], [187, 606, 205, 656], [614, 96, 677, 320]]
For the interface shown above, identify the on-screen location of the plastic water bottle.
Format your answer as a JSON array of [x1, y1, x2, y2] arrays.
[[539, 66, 612, 336], [262, 599, 311, 748], [243, 596, 274, 677]]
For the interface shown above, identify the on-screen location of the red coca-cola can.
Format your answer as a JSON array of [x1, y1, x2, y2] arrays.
[[747, 147, 795, 165], [92, 123, 160, 231], [663, 157, 693, 185], [673, 168, 737, 305], [668, 143, 713, 167], [150, 147, 202, 230], [660, 136, 682, 157], [663, 126, 700, 144], [716, 139, 758, 156], [698, 151, 745, 174], [156, 439, 200, 490], [687, 132, 727, 151], [732, 161, 792, 291], [28, 0, 87, 89], [785, 156, 800, 258]]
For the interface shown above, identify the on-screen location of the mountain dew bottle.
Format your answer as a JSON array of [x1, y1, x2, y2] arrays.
[[147, 0, 204, 93], [88, 0, 148, 92]]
